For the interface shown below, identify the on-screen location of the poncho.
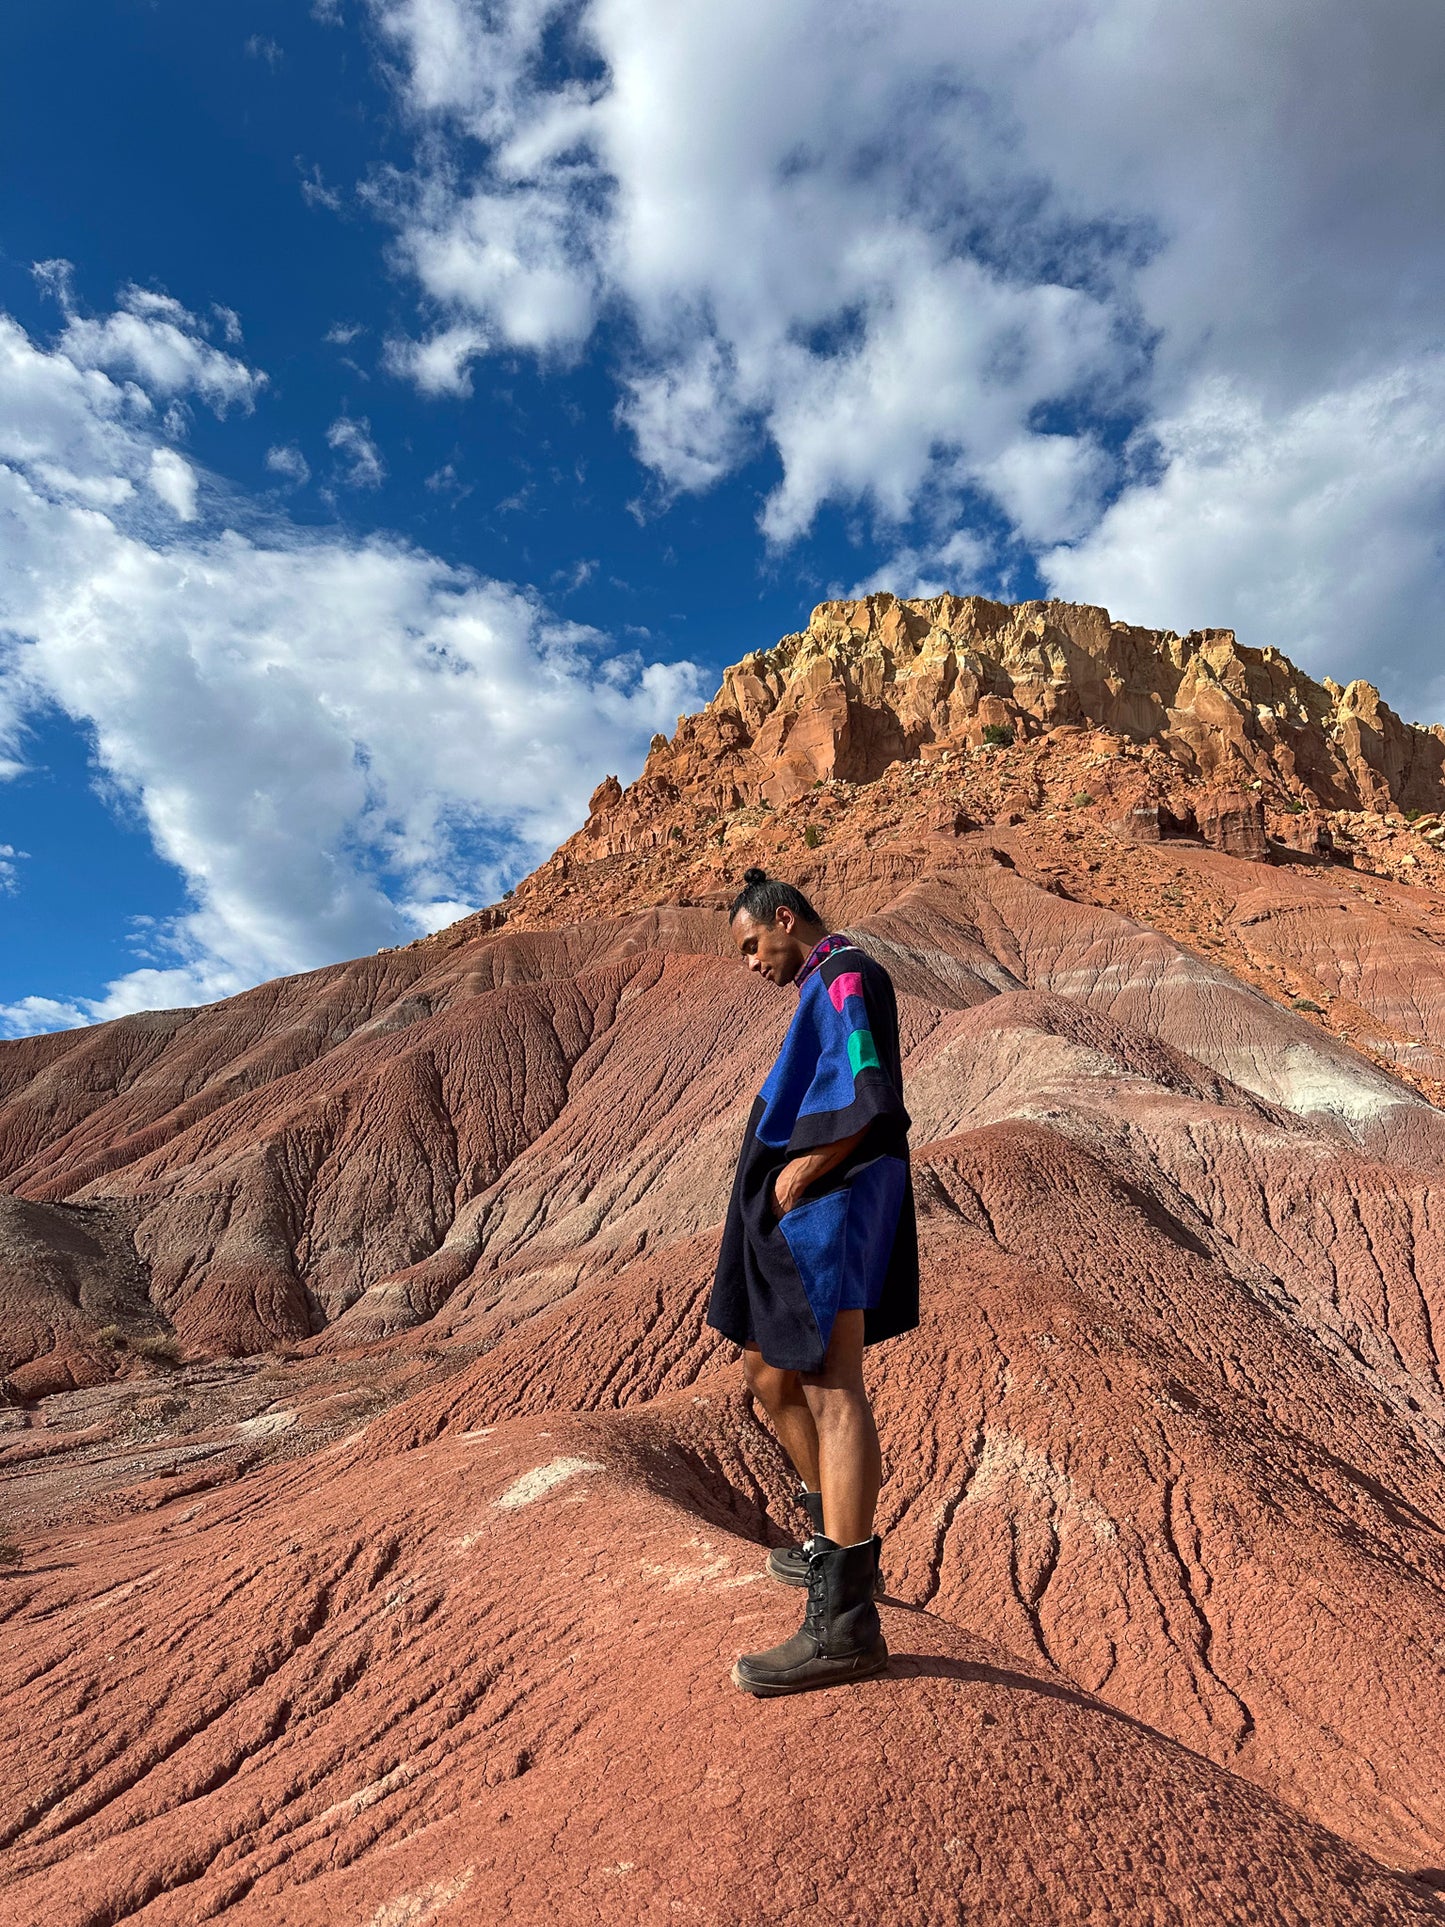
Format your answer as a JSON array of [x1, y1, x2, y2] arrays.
[[707, 935, 920, 1373]]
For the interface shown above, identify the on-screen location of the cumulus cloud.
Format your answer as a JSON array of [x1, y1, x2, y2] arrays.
[[1044, 359, 1445, 714], [326, 413, 385, 488], [384, 322, 490, 395], [363, 0, 1445, 696], [848, 531, 993, 603], [55, 280, 265, 414], [0, 300, 700, 1037]]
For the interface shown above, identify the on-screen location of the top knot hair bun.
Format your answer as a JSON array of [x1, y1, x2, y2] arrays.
[[728, 868, 824, 928]]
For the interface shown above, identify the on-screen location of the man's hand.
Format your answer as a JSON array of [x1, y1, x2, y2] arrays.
[[771, 1127, 869, 1218], [771, 1161, 812, 1217]]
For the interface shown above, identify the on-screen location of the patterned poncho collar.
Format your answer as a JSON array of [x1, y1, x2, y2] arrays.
[[794, 931, 855, 993]]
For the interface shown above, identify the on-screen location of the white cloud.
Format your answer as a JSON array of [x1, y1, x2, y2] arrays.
[[424, 461, 470, 499], [618, 340, 748, 497], [1044, 359, 1445, 715], [362, 0, 1445, 697], [0, 844, 25, 893], [849, 531, 992, 603], [385, 177, 600, 354], [326, 414, 385, 488], [0, 995, 96, 1034], [0, 299, 701, 1037], [265, 443, 312, 488], [56, 283, 265, 414], [245, 34, 283, 66], [384, 323, 490, 395], [148, 447, 199, 520]]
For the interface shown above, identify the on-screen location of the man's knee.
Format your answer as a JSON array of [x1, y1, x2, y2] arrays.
[[802, 1311, 867, 1396], [743, 1347, 796, 1410]]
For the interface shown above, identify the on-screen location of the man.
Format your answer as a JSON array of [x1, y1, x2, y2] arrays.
[[708, 868, 919, 1696]]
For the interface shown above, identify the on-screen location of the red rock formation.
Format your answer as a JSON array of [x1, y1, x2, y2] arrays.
[[3, 597, 1445, 1920], [572, 594, 1445, 858]]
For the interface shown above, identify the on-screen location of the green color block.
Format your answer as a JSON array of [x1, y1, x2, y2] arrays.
[[847, 1028, 880, 1076]]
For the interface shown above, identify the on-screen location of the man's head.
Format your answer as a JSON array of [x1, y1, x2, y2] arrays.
[[728, 868, 826, 986]]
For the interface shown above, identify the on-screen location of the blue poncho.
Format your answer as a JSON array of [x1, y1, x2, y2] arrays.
[[708, 937, 919, 1373]]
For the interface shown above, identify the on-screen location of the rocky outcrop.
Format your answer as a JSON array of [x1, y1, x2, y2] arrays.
[[1197, 787, 1269, 858], [575, 595, 1445, 859]]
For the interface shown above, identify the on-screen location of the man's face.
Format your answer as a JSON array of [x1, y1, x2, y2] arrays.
[[731, 906, 809, 986]]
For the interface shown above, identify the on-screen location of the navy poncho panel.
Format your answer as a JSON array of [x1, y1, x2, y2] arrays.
[[707, 941, 920, 1372]]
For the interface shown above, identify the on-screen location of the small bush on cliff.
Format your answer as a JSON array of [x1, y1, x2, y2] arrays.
[[1284, 797, 1306, 814], [131, 1333, 183, 1369], [0, 1541, 21, 1569], [1291, 997, 1324, 1014], [1070, 791, 1095, 808], [96, 1324, 125, 1350], [804, 824, 822, 848], [982, 723, 1015, 748], [1404, 807, 1423, 822]]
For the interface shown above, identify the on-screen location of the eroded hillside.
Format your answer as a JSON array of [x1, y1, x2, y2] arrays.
[[2, 597, 1444, 1924]]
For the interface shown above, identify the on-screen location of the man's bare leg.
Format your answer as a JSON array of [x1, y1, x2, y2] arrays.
[[742, 1345, 821, 1490], [732, 1309, 887, 1694], [801, 1310, 880, 1547]]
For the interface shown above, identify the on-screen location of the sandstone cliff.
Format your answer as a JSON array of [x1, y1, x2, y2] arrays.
[[572, 594, 1445, 855]]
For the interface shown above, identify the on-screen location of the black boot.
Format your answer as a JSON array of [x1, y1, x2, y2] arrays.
[[766, 1491, 885, 1598], [764, 1485, 825, 1586], [732, 1537, 888, 1696]]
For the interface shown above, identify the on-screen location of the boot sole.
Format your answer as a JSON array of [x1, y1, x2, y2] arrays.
[[764, 1553, 810, 1588], [731, 1639, 889, 1697]]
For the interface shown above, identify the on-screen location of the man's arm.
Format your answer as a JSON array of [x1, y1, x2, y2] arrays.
[[772, 1127, 868, 1215]]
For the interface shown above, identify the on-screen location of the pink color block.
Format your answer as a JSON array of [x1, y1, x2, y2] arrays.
[[827, 970, 865, 1012]]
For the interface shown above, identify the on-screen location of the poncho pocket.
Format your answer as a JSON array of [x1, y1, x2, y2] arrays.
[[777, 1153, 908, 1347]]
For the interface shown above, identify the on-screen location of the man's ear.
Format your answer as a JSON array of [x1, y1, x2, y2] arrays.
[[775, 906, 796, 934]]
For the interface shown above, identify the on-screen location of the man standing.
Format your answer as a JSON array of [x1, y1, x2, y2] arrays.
[[709, 868, 919, 1695]]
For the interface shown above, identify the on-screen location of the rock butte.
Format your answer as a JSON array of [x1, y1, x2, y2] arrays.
[[2, 595, 1445, 1925]]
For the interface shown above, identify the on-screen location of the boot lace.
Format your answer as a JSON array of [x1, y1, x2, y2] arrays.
[[803, 1549, 828, 1641]]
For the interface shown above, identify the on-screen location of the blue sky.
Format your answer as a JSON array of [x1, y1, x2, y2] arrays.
[[2, 0, 1443, 1033]]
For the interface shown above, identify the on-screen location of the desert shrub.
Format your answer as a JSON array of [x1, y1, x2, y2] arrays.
[[981, 723, 1015, 748], [1284, 797, 1306, 814], [130, 1333, 183, 1368], [1291, 997, 1324, 1014], [668, 824, 683, 840], [1404, 807, 1423, 822], [803, 824, 822, 849], [96, 1324, 125, 1350], [0, 1542, 20, 1569], [1070, 791, 1095, 808]]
